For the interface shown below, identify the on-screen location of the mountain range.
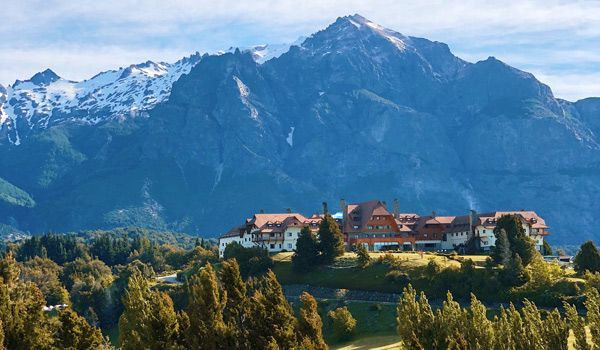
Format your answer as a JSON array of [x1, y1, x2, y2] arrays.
[[0, 14, 599, 244]]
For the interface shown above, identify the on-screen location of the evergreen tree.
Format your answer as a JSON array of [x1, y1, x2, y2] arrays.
[[542, 309, 568, 350], [493, 308, 515, 350], [0, 253, 53, 349], [354, 244, 371, 268], [186, 263, 228, 349], [565, 303, 589, 350], [0, 319, 4, 350], [542, 240, 553, 256], [397, 285, 436, 349], [318, 214, 345, 264], [328, 307, 356, 342], [584, 287, 600, 348], [575, 241, 600, 273], [434, 292, 467, 348], [247, 271, 298, 348], [466, 294, 495, 349], [219, 259, 250, 349], [293, 226, 320, 272], [119, 272, 182, 350], [55, 308, 104, 350], [494, 215, 536, 266], [501, 254, 529, 287], [298, 292, 327, 350], [491, 229, 511, 265]]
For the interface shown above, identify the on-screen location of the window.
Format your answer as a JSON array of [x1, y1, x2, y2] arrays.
[[278, 244, 282, 248], [288, 232, 292, 237], [287, 243, 292, 249], [482, 229, 486, 234], [353, 225, 359, 229], [270, 244, 275, 249], [368, 225, 373, 229]]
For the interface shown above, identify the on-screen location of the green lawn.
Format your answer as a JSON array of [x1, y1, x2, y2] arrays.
[[274, 261, 404, 293]]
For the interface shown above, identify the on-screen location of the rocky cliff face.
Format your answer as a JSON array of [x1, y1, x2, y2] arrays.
[[0, 14, 598, 243]]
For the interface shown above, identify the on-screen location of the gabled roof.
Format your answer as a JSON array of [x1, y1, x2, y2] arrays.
[[476, 211, 548, 229], [220, 225, 246, 239], [344, 200, 394, 232]]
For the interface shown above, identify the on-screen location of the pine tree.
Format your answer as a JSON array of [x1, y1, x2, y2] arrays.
[[584, 287, 600, 348], [318, 214, 345, 264], [519, 300, 545, 349], [247, 271, 298, 348], [565, 303, 589, 350], [354, 244, 371, 268], [293, 226, 320, 272], [467, 294, 495, 349], [55, 308, 104, 350], [119, 272, 182, 350], [219, 259, 250, 349], [575, 241, 600, 273], [493, 308, 515, 350], [186, 263, 229, 349], [542, 309, 568, 350], [298, 292, 327, 350], [397, 285, 436, 349], [434, 292, 467, 348], [491, 229, 511, 265]]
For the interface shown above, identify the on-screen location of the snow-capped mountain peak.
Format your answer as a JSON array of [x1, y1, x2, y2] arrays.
[[0, 53, 202, 145]]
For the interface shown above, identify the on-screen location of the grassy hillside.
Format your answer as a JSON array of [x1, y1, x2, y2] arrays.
[[0, 177, 35, 208]]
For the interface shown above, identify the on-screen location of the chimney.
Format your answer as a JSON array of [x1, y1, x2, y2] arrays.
[[393, 198, 400, 219], [286, 208, 292, 213], [432, 211, 436, 217], [260, 209, 265, 214], [322, 201, 328, 215], [340, 198, 348, 227]]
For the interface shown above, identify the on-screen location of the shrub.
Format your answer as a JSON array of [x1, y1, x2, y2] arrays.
[[385, 270, 411, 286], [328, 307, 356, 341]]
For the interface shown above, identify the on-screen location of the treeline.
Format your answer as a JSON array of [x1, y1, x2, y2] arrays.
[[0, 253, 111, 349], [397, 284, 600, 349], [119, 259, 328, 350], [14, 228, 215, 271], [7, 229, 218, 329]]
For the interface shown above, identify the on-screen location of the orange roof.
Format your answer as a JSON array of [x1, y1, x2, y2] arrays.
[[476, 211, 548, 229]]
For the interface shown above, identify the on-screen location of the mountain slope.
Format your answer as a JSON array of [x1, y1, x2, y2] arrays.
[[0, 14, 598, 243]]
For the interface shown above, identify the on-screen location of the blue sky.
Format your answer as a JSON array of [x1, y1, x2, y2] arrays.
[[2, 0, 599, 101]]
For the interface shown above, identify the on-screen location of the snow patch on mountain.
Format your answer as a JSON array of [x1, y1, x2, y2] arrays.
[[227, 37, 306, 64], [286, 126, 295, 146], [233, 75, 258, 120]]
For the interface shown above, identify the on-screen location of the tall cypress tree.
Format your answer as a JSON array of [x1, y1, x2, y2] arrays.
[[318, 214, 345, 264], [565, 303, 589, 350], [292, 226, 320, 272], [491, 229, 511, 265], [186, 263, 229, 349], [220, 259, 250, 349], [247, 271, 298, 348], [119, 271, 182, 350], [298, 292, 327, 350]]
